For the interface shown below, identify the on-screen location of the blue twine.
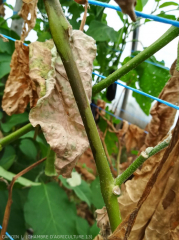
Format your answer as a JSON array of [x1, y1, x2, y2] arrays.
[[13, 11, 18, 15], [0, 34, 28, 46], [0, 225, 14, 240], [92, 72, 179, 110], [91, 102, 149, 134], [88, 0, 179, 28]]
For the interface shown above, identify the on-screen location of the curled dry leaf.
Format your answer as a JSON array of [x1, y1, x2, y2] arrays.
[[19, 0, 38, 41], [109, 122, 179, 240], [125, 124, 146, 152], [0, 1, 5, 17], [142, 60, 179, 150], [29, 30, 96, 177], [2, 41, 38, 115], [95, 99, 106, 120], [114, 0, 137, 22], [0, 34, 9, 42], [74, 0, 87, 4], [96, 207, 111, 239]]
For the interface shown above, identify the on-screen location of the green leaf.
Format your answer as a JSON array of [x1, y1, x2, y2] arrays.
[[0, 145, 16, 170], [90, 177, 105, 209], [87, 20, 118, 42], [157, 12, 176, 20], [1, 112, 29, 133], [105, 131, 118, 155], [0, 166, 40, 186], [59, 175, 92, 206], [24, 182, 79, 235], [89, 222, 100, 238], [0, 53, 12, 62], [73, 180, 92, 207], [19, 138, 38, 161], [75, 217, 90, 235], [159, 2, 178, 8], [135, 0, 148, 11], [37, 31, 51, 42], [0, 61, 10, 78], [0, 189, 27, 236]]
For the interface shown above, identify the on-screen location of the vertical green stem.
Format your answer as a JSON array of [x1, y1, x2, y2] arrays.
[[43, 0, 121, 231]]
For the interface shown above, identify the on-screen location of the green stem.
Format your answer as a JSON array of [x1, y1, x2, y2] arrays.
[[92, 25, 179, 95], [115, 135, 171, 187], [43, 0, 121, 231], [45, 148, 57, 177], [0, 123, 33, 150]]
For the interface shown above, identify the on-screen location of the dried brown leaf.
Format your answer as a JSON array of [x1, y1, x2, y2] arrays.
[[114, 0, 137, 22], [75, 165, 95, 181], [19, 0, 38, 41], [2, 41, 38, 115], [0, 2, 5, 17], [94, 235, 104, 240], [125, 124, 146, 152], [0, 34, 8, 42], [29, 30, 96, 177], [109, 119, 179, 240], [143, 60, 179, 149], [96, 207, 111, 239]]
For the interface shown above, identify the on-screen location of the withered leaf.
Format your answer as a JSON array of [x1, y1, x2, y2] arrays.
[[109, 121, 179, 240], [96, 207, 111, 239], [2, 41, 38, 115], [125, 124, 146, 152], [114, 0, 137, 22], [19, 0, 38, 41], [143, 60, 179, 150], [29, 30, 96, 177]]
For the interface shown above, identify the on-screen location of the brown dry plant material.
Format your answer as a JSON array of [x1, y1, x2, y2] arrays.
[[108, 119, 179, 240], [143, 60, 179, 150], [114, 0, 137, 22], [29, 30, 96, 177], [2, 41, 38, 115], [96, 207, 112, 239], [19, 0, 38, 41], [125, 124, 146, 152], [0, 0, 5, 17]]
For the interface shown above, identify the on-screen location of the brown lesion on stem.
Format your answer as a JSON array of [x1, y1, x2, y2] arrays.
[[0, 157, 47, 239]]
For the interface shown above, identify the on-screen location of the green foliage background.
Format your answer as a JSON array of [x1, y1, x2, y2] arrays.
[[0, 0, 178, 238]]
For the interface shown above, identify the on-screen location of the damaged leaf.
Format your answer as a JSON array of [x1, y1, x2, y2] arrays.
[[2, 41, 38, 115], [114, 0, 137, 22], [19, 0, 38, 41], [143, 60, 179, 150], [29, 30, 96, 177], [125, 124, 146, 152], [109, 120, 179, 240], [96, 207, 111, 239]]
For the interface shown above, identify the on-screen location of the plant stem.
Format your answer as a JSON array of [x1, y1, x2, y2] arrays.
[[0, 123, 33, 150], [115, 135, 171, 187], [43, 0, 121, 231], [0, 157, 46, 239], [92, 25, 179, 95]]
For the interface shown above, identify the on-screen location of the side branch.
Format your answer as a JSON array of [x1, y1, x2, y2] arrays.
[[92, 25, 179, 95], [115, 135, 171, 187], [0, 123, 33, 150]]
